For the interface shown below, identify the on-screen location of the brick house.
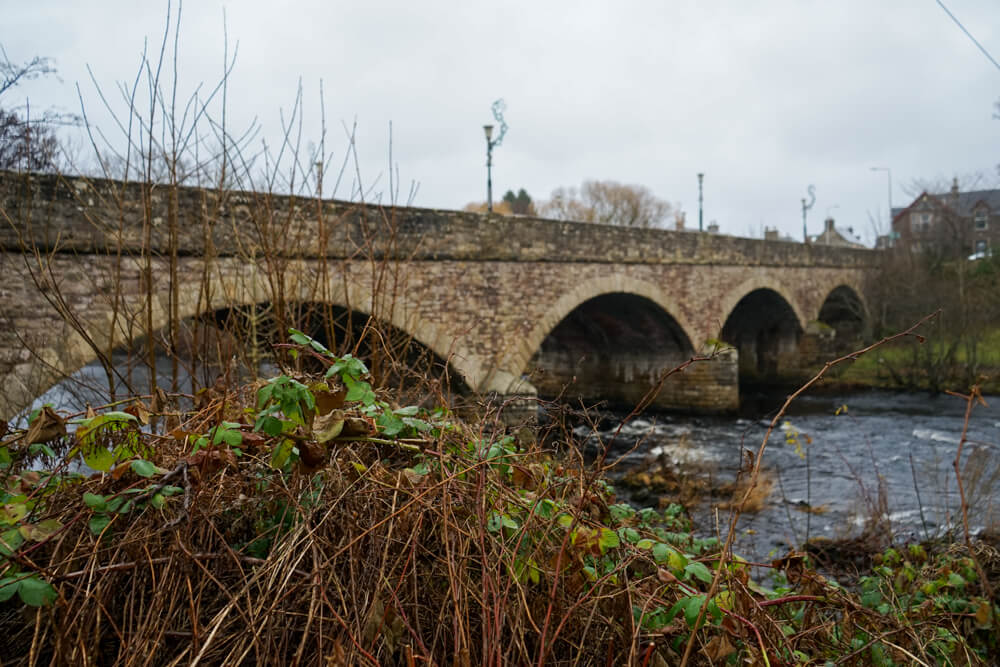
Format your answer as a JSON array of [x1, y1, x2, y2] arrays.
[[891, 178, 1000, 257]]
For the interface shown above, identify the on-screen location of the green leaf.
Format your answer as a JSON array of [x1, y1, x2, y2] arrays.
[[486, 512, 503, 532], [556, 513, 574, 529], [150, 493, 165, 510], [597, 528, 620, 553], [618, 527, 640, 544], [130, 459, 158, 478], [393, 405, 420, 417], [82, 444, 115, 472], [288, 328, 312, 346], [89, 514, 111, 535], [501, 514, 519, 531], [28, 443, 56, 458], [161, 486, 184, 496], [22, 519, 62, 541], [0, 446, 10, 467], [0, 577, 18, 602], [608, 503, 636, 523], [0, 528, 25, 556], [220, 428, 243, 447], [0, 502, 27, 525], [83, 493, 108, 512], [270, 439, 296, 469], [684, 561, 713, 584], [402, 417, 431, 432], [683, 595, 706, 628], [533, 498, 557, 519], [18, 575, 57, 607], [345, 378, 375, 405], [652, 542, 671, 564], [377, 412, 405, 437], [255, 415, 285, 437], [636, 538, 655, 550]]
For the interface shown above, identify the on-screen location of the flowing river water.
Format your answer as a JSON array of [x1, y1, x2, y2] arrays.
[[577, 389, 1000, 563], [24, 358, 1000, 563]]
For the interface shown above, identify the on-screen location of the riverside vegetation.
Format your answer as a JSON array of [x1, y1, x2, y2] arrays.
[[2, 13, 999, 662], [1, 329, 998, 665]]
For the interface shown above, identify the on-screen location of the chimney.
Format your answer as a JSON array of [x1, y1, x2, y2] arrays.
[[824, 217, 836, 233], [764, 227, 778, 241], [707, 221, 719, 234]]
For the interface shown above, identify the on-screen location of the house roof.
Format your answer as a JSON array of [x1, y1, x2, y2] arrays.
[[895, 189, 1000, 221], [952, 189, 1000, 215]]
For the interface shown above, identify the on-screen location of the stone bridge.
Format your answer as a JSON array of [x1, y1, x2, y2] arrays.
[[0, 172, 876, 418]]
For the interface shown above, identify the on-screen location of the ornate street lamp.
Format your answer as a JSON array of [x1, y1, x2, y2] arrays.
[[801, 184, 816, 243], [483, 99, 508, 213]]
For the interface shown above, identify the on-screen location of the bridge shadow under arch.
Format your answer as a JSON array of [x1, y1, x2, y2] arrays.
[[721, 288, 804, 387], [817, 285, 868, 339], [28, 299, 471, 416], [525, 292, 699, 411], [202, 301, 471, 402]]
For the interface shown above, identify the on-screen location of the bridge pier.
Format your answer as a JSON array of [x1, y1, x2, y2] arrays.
[[528, 349, 739, 413]]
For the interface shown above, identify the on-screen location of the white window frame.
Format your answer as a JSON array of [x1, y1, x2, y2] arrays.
[[974, 210, 988, 230]]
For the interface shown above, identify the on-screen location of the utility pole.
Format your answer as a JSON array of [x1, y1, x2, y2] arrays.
[[697, 172, 704, 232]]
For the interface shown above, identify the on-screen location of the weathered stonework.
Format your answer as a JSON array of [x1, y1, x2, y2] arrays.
[[0, 172, 877, 417]]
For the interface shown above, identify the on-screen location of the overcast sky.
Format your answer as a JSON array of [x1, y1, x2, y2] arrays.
[[5, 1, 999, 243]]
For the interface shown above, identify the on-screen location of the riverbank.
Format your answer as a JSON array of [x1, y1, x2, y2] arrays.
[[2, 334, 997, 664]]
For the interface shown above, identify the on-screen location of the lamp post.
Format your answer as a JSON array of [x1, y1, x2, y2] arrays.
[[801, 184, 816, 243], [483, 124, 495, 212], [482, 99, 509, 213], [697, 172, 704, 232]]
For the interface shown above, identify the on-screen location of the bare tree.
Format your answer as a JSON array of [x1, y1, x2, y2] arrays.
[[0, 108, 60, 171], [538, 179, 676, 228], [0, 44, 69, 171]]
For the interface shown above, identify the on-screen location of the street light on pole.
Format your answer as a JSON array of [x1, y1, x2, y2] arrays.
[[801, 185, 816, 243], [697, 173, 704, 232], [482, 99, 508, 213], [483, 124, 494, 212]]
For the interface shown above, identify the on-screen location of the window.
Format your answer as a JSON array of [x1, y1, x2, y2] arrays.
[[974, 210, 988, 230], [913, 212, 932, 232], [976, 240, 987, 254]]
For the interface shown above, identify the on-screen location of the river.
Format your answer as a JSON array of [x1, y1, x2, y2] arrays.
[[577, 389, 1000, 562], [22, 359, 1000, 563]]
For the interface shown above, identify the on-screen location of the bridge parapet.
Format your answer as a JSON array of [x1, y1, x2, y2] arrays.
[[1, 171, 875, 268]]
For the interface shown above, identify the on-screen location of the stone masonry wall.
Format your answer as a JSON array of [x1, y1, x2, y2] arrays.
[[0, 171, 878, 417]]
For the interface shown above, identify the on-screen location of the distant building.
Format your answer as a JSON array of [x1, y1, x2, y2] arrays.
[[810, 217, 865, 249], [891, 179, 1000, 257], [763, 227, 796, 242]]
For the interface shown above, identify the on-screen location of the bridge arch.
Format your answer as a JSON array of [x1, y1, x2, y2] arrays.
[[815, 283, 870, 354], [512, 276, 698, 377], [717, 276, 806, 336], [514, 276, 711, 410], [31, 266, 478, 413], [719, 277, 805, 383], [817, 283, 868, 328]]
